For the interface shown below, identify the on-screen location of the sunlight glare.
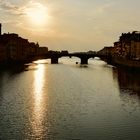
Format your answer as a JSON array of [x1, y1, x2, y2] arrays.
[[25, 2, 48, 26], [32, 64, 45, 138]]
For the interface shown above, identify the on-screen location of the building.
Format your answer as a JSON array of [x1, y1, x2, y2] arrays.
[[98, 46, 113, 56], [0, 33, 30, 61], [0, 23, 1, 35], [131, 41, 140, 59], [37, 47, 48, 55], [0, 43, 7, 63], [61, 50, 68, 55], [0, 23, 48, 63], [113, 31, 140, 60]]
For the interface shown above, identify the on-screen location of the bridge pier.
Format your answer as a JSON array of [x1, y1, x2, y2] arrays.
[[80, 57, 88, 64], [51, 57, 59, 64]]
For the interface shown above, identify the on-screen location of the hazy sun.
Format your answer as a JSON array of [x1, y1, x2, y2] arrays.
[[25, 2, 48, 26]]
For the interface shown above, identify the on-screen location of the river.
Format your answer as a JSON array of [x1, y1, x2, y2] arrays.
[[0, 58, 140, 140]]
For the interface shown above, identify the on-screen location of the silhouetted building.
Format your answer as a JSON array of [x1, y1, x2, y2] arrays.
[[0, 43, 7, 63], [0, 23, 48, 63], [113, 31, 140, 60], [37, 47, 48, 55], [61, 50, 68, 55], [0, 23, 1, 36], [0, 33, 29, 61], [98, 46, 113, 56], [87, 50, 96, 54]]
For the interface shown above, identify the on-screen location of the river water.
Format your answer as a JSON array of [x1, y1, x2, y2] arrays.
[[0, 58, 140, 140]]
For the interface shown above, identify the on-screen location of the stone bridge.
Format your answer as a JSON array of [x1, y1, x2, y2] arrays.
[[45, 52, 112, 64]]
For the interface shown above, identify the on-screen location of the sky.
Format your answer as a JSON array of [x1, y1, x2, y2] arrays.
[[0, 0, 140, 52]]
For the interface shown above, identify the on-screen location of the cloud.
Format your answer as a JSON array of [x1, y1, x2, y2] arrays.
[[0, 0, 39, 16], [0, 0, 23, 15], [0, 0, 48, 16], [0, 0, 17, 9]]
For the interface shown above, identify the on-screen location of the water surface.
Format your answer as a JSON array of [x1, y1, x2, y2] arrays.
[[0, 58, 140, 140]]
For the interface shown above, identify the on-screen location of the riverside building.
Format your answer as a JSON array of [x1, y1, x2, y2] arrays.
[[0, 23, 48, 63]]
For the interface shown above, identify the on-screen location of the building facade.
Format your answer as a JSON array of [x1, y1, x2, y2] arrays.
[[113, 31, 140, 60], [0, 23, 48, 63]]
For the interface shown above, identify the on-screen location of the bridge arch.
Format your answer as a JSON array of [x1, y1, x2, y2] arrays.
[[46, 52, 111, 64], [59, 56, 80, 64], [51, 55, 96, 64]]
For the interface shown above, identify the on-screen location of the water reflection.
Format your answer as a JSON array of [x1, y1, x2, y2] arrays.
[[31, 63, 46, 139], [113, 67, 140, 97]]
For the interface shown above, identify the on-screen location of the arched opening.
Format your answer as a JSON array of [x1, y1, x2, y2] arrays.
[[59, 56, 80, 65]]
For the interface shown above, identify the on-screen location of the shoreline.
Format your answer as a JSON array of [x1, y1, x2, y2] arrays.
[[110, 57, 140, 70]]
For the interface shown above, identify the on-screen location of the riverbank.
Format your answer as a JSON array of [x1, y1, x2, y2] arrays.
[[111, 57, 140, 70]]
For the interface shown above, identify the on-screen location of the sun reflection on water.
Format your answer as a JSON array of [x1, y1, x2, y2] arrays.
[[32, 63, 46, 138]]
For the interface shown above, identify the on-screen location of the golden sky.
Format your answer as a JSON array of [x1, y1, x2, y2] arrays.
[[0, 0, 140, 51]]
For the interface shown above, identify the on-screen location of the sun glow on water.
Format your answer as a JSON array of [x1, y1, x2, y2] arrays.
[[32, 63, 46, 138]]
